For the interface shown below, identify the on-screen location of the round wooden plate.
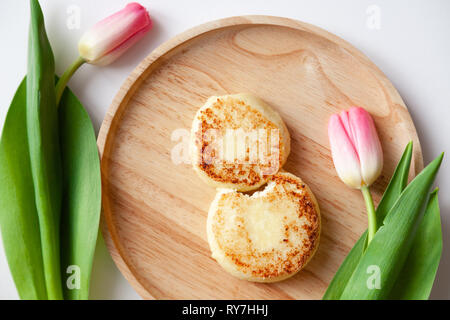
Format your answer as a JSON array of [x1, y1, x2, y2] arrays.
[[97, 16, 423, 299]]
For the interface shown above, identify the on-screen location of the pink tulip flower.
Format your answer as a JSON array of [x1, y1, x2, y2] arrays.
[[78, 3, 152, 66], [55, 3, 152, 104], [328, 107, 383, 189], [328, 107, 383, 243]]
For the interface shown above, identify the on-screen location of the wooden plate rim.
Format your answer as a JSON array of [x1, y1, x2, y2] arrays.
[[96, 15, 423, 300]]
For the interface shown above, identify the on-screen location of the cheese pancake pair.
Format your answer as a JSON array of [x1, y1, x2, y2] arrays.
[[190, 94, 320, 282]]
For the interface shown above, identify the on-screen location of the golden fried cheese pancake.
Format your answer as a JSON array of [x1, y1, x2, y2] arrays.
[[190, 93, 290, 191], [207, 172, 320, 282]]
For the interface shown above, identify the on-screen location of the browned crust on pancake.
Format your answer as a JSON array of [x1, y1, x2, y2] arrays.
[[210, 173, 320, 281], [193, 96, 285, 187]]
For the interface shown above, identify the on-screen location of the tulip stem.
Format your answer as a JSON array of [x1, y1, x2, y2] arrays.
[[361, 185, 377, 244], [55, 56, 85, 106]]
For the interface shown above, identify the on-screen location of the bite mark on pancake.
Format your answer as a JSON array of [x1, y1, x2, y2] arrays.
[[207, 172, 321, 282]]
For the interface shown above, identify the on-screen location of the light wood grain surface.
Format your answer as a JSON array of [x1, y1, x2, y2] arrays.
[[97, 16, 422, 300]]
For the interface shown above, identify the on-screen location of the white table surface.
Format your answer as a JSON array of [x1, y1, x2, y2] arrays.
[[1, 0, 449, 300]]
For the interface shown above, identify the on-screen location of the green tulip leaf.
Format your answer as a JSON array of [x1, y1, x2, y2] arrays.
[[323, 142, 413, 299], [1, 0, 101, 300], [26, 0, 63, 299], [340, 153, 443, 299], [0, 78, 48, 300], [59, 87, 101, 300], [388, 189, 442, 300]]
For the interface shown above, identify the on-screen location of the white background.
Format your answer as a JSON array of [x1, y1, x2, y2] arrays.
[[0, 0, 449, 299]]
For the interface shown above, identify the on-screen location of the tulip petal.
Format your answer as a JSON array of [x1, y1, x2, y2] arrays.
[[78, 3, 152, 64], [92, 21, 151, 66], [328, 114, 363, 189], [348, 107, 383, 186]]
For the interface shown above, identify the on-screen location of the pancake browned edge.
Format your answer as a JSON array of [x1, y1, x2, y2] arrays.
[[190, 93, 290, 192], [207, 172, 321, 283]]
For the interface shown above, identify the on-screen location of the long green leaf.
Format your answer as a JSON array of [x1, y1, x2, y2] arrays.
[[388, 189, 442, 299], [323, 142, 413, 299], [0, 78, 47, 300], [26, 0, 63, 299], [59, 87, 101, 300], [340, 153, 443, 299], [374, 142, 413, 222]]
